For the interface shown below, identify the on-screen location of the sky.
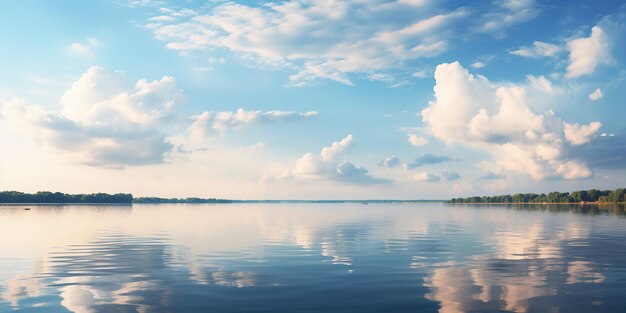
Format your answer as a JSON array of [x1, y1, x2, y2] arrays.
[[0, 0, 625, 200]]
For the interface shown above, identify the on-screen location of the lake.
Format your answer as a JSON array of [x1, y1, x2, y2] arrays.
[[1, 203, 625, 313]]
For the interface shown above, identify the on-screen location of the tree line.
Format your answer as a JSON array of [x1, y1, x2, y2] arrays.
[[0, 191, 133, 203], [448, 188, 626, 204], [0, 192, 235, 204], [133, 197, 233, 203]]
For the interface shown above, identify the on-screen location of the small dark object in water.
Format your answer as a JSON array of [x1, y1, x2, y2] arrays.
[[24, 208, 31, 210]]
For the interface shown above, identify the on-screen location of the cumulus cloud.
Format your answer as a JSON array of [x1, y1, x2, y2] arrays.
[[588, 88, 603, 101], [378, 155, 401, 168], [421, 61, 601, 180], [264, 135, 389, 185], [563, 122, 602, 145], [405, 153, 451, 169], [471, 62, 486, 69], [565, 26, 611, 78], [512, 9, 624, 78], [510, 41, 562, 58], [2, 66, 182, 167], [188, 108, 317, 140], [147, 1, 477, 86], [407, 134, 428, 147]]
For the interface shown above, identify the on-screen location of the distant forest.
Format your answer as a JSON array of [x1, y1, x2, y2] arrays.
[[0, 191, 133, 204], [133, 197, 233, 203], [0, 192, 234, 204], [0, 191, 442, 204], [448, 188, 626, 204]]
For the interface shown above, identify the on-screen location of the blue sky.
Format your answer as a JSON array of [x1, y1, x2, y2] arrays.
[[0, 0, 624, 199]]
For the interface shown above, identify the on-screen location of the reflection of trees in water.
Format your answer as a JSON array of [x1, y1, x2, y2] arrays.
[[450, 203, 626, 215], [508, 203, 626, 215]]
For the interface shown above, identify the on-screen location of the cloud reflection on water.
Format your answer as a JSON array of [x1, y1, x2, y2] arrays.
[[0, 203, 624, 312]]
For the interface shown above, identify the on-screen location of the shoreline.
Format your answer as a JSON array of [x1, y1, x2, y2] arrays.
[[0, 200, 444, 205], [446, 202, 625, 205]]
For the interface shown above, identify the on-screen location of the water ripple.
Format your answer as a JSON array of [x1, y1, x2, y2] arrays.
[[0, 203, 625, 312]]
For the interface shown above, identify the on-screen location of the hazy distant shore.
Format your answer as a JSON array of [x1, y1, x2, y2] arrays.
[[2, 189, 625, 205], [0, 191, 441, 204]]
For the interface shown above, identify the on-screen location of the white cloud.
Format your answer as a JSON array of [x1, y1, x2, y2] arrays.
[[158, 7, 197, 17], [412, 69, 430, 78], [555, 160, 592, 180], [477, 0, 538, 36], [471, 62, 486, 69], [413, 171, 441, 182], [367, 73, 394, 83], [510, 41, 562, 58], [67, 38, 100, 58], [264, 135, 389, 185], [421, 61, 600, 180], [121, 0, 164, 8], [188, 108, 317, 141], [142, 0, 548, 86], [588, 88, 603, 101], [149, 15, 176, 22], [527, 75, 556, 94], [2, 66, 182, 167], [407, 134, 428, 147], [563, 122, 601, 145], [148, 1, 470, 86], [565, 26, 611, 78]]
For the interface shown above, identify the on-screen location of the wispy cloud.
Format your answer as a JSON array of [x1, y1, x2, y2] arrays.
[[144, 0, 542, 86], [188, 109, 317, 141], [510, 41, 562, 59]]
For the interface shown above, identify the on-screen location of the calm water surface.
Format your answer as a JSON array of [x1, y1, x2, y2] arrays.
[[1, 203, 626, 313]]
